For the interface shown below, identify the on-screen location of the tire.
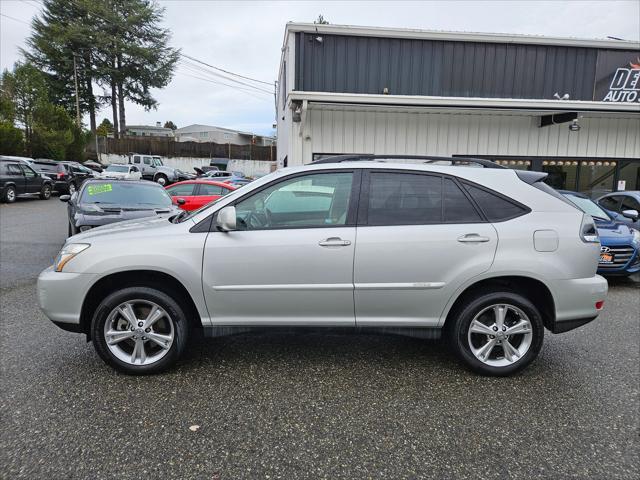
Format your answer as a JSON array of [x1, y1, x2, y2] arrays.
[[91, 286, 190, 375], [3, 185, 17, 203], [39, 184, 52, 200], [448, 291, 544, 376], [155, 174, 168, 186], [67, 182, 77, 195]]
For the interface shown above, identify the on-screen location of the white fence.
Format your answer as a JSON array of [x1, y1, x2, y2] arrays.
[[98, 154, 275, 178]]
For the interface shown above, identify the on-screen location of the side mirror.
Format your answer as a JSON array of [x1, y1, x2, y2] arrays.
[[59, 195, 71, 202], [622, 209, 639, 221], [216, 206, 236, 232], [176, 198, 186, 206]]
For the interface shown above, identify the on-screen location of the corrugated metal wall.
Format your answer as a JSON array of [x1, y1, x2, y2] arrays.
[[295, 33, 622, 101], [296, 106, 640, 163]]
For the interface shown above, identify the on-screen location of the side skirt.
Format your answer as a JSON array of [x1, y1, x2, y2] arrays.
[[202, 325, 442, 340]]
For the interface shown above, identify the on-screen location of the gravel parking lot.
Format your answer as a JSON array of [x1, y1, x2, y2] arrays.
[[1, 197, 638, 480]]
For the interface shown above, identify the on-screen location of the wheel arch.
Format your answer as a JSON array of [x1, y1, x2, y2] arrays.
[[442, 275, 556, 332], [79, 269, 203, 339]]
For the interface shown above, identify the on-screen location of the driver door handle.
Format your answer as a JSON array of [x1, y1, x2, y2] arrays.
[[457, 233, 491, 243], [319, 237, 352, 247]]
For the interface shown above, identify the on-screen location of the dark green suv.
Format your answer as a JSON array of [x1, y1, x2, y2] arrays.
[[0, 157, 53, 203]]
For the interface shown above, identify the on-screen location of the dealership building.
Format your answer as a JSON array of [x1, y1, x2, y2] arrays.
[[276, 23, 640, 195]]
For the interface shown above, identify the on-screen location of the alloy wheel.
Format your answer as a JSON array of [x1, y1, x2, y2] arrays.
[[467, 304, 533, 367], [7, 188, 16, 202], [103, 299, 175, 366]]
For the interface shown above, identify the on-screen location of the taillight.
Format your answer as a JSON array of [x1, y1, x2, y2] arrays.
[[57, 172, 65, 179], [580, 214, 599, 243], [595, 300, 604, 310]]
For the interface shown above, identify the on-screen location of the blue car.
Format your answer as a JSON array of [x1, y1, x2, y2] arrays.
[[561, 191, 640, 276]]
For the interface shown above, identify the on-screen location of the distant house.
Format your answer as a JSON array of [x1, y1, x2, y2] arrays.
[[175, 124, 276, 146], [125, 122, 175, 138]]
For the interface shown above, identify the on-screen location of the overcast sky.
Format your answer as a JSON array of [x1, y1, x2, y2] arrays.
[[2, 0, 639, 135]]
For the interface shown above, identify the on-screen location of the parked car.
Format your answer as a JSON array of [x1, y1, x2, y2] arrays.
[[83, 161, 105, 173], [597, 191, 640, 229], [31, 159, 91, 195], [38, 155, 607, 376], [165, 179, 237, 211], [202, 170, 250, 185], [60, 179, 180, 236], [62, 161, 98, 179], [127, 153, 192, 185], [98, 164, 142, 180], [561, 191, 640, 276], [1, 156, 53, 202]]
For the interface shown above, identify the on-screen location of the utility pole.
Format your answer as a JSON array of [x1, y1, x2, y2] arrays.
[[72, 54, 81, 127]]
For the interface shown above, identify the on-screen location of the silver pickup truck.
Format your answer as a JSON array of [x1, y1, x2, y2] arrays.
[[127, 153, 192, 185]]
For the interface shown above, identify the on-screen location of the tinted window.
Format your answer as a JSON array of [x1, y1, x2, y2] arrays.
[[133, 156, 141, 164], [20, 165, 36, 177], [32, 162, 58, 173], [79, 182, 171, 206], [463, 183, 527, 222], [599, 196, 621, 211], [235, 172, 353, 230], [6, 163, 23, 175], [444, 178, 482, 222], [198, 184, 226, 195], [367, 172, 442, 225], [167, 184, 196, 196], [620, 195, 640, 211]]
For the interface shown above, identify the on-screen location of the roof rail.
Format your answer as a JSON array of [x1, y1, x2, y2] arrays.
[[311, 154, 506, 169]]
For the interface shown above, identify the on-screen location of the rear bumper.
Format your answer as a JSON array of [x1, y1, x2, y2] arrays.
[[37, 266, 97, 327], [549, 275, 608, 333]]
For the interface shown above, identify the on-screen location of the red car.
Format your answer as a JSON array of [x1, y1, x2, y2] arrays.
[[165, 180, 237, 211]]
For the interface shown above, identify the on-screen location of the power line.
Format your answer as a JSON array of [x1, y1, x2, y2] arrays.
[[0, 13, 31, 25], [179, 58, 274, 95], [177, 71, 272, 102], [181, 53, 273, 86]]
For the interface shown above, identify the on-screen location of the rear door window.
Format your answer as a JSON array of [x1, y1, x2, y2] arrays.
[[444, 178, 483, 223], [462, 182, 528, 222], [6, 163, 23, 175], [366, 172, 442, 225]]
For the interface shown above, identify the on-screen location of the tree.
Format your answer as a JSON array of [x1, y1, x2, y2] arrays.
[[0, 121, 25, 155], [314, 14, 329, 24], [96, 117, 113, 136], [30, 102, 75, 160], [1, 63, 49, 152], [92, 0, 180, 136], [23, 0, 103, 132], [163, 120, 177, 130]]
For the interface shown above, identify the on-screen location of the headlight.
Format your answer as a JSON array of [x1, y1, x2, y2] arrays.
[[54, 243, 90, 272], [632, 228, 640, 245]]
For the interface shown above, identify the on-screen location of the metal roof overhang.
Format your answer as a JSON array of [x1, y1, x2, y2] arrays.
[[288, 92, 640, 116]]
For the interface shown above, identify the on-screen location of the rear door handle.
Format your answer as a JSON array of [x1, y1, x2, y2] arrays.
[[319, 237, 352, 247], [457, 234, 490, 243]]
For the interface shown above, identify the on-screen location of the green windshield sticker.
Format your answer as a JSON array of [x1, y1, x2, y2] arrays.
[[87, 184, 113, 195]]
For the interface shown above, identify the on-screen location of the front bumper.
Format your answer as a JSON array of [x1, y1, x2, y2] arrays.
[[549, 275, 608, 333], [37, 266, 97, 327]]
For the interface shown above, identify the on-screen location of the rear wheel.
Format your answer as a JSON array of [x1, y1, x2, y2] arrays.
[[39, 184, 52, 200], [3, 186, 16, 203], [91, 287, 189, 374], [448, 291, 544, 376]]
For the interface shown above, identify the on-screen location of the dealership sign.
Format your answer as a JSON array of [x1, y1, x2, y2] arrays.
[[595, 52, 640, 103]]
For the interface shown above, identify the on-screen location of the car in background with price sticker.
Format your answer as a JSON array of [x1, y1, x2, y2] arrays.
[[561, 190, 640, 276], [60, 179, 180, 237]]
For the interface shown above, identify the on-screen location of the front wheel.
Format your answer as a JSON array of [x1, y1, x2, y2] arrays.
[[155, 174, 168, 186], [448, 291, 544, 376], [91, 287, 190, 374], [40, 184, 52, 200]]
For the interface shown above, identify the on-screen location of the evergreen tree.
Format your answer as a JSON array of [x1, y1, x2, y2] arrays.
[[164, 120, 177, 130]]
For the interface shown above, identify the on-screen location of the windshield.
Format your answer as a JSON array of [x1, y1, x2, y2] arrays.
[[563, 193, 610, 220], [80, 182, 172, 207], [106, 165, 129, 173], [152, 158, 163, 166]]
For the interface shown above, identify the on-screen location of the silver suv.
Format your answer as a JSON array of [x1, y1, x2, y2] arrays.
[[37, 156, 608, 376]]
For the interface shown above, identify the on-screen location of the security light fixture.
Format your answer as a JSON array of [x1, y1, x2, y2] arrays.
[[569, 119, 581, 132]]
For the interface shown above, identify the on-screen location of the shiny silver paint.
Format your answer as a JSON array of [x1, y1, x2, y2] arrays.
[[38, 162, 607, 334]]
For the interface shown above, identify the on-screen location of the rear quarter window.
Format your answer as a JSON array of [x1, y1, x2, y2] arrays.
[[462, 182, 529, 222]]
